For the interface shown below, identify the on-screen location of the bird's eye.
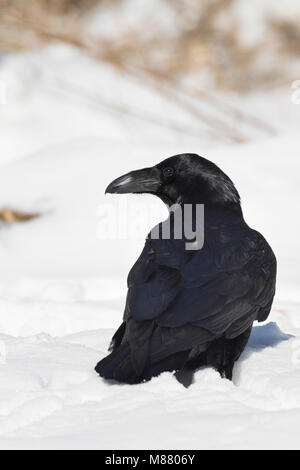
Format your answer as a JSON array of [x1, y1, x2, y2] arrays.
[[163, 167, 174, 178]]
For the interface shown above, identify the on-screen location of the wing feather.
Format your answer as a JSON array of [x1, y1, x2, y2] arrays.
[[122, 228, 276, 373]]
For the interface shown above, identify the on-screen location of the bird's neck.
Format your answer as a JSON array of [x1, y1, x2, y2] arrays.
[[167, 201, 244, 227], [203, 205, 244, 227]]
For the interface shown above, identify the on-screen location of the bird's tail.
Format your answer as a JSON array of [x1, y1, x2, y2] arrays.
[[95, 344, 134, 382], [95, 322, 214, 384], [95, 344, 190, 384]]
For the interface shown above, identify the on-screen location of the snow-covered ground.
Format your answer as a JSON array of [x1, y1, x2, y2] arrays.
[[0, 46, 299, 449]]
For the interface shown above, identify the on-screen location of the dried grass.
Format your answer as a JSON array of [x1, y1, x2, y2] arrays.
[[0, 207, 40, 224], [0, 0, 298, 92], [270, 18, 300, 55], [0, 0, 100, 16], [0, 0, 298, 143]]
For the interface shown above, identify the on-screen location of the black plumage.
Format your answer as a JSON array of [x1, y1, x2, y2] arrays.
[[95, 153, 276, 386]]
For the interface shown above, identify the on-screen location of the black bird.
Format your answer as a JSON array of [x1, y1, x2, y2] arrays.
[[95, 154, 276, 386]]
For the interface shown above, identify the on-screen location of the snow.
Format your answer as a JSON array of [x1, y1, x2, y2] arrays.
[[0, 45, 299, 449], [0, 318, 299, 450]]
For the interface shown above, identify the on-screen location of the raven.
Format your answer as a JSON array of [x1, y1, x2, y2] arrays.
[[95, 154, 276, 386]]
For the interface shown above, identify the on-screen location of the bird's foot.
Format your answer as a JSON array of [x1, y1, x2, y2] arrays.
[[174, 367, 194, 388], [217, 364, 233, 381]]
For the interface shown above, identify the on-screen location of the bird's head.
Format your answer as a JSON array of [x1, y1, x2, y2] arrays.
[[106, 153, 240, 210]]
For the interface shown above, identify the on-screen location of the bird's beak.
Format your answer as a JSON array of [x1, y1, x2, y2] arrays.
[[105, 167, 161, 194]]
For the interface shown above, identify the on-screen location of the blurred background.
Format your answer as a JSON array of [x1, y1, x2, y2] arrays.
[[0, 0, 299, 335]]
